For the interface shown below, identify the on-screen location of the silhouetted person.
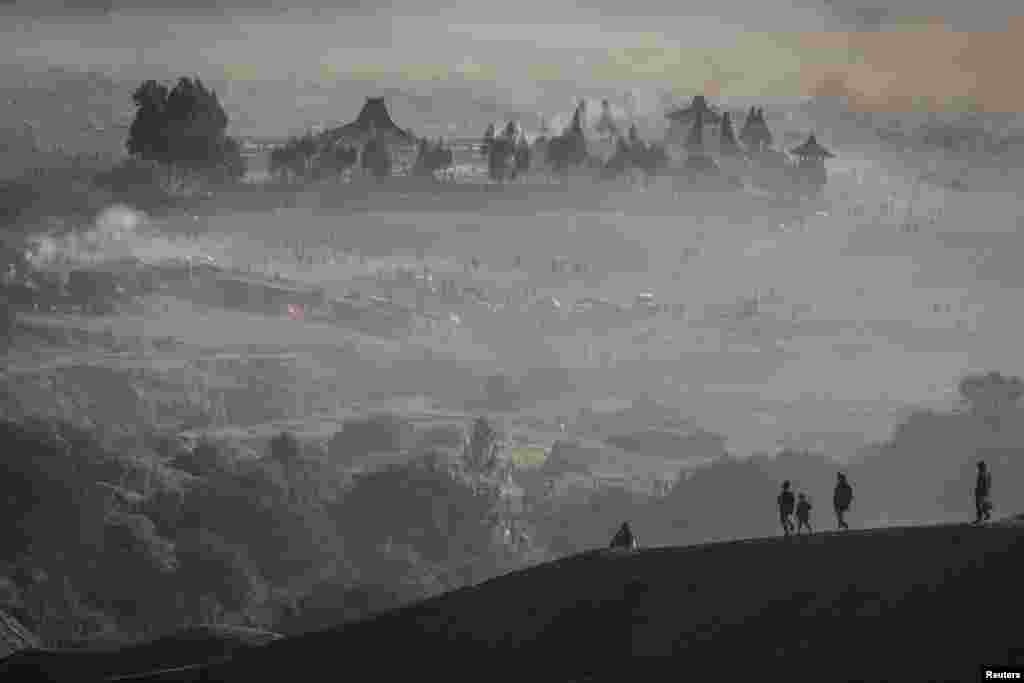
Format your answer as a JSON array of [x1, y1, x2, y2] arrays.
[[974, 461, 993, 524], [795, 493, 813, 535], [778, 481, 795, 536], [833, 473, 853, 530], [610, 522, 637, 550]]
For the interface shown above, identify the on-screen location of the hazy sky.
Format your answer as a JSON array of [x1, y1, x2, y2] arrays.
[[2, 1, 1023, 125]]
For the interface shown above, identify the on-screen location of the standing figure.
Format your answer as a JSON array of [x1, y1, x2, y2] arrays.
[[778, 481, 795, 536], [974, 461, 993, 524], [795, 493, 813, 535], [833, 473, 853, 531], [609, 522, 638, 550]]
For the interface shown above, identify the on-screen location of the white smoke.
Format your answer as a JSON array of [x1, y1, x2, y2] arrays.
[[26, 204, 150, 269], [25, 204, 221, 271]]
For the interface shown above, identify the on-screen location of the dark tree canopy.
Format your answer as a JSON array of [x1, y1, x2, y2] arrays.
[[328, 414, 415, 465], [126, 80, 171, 163], [125, 76, 245, 183], [334, 457, 499, 564], [269, 431, 301, 464]]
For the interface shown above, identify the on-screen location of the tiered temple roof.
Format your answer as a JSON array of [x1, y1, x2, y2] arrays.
[[789, 133, 835, 159], [739, 107, 773, 151], [666, 94, 723, 125], [331, 97, 413, 144]]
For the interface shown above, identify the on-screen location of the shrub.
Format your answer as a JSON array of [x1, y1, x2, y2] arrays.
[[333, 459, 499, 565], [174, 528, 265, 616], [327, 413, 415, 465], [171, 437, 234, 477], [138, 486, 189, 538]]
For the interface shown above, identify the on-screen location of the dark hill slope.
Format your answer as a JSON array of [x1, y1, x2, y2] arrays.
[[8, 520, 1024, 682]]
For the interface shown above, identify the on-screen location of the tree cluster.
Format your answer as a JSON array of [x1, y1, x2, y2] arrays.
[[125, 76, 246, 188], [269, 133, 358, 184], [412, 138, 454, 177], [331, 453, 503, 574]]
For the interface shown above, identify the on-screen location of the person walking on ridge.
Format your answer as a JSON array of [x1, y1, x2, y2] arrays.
[[795, 493, 813, 535], [833, 473, 853, 531], [974, 461, 993, 525], [778, 481, 795, 536]]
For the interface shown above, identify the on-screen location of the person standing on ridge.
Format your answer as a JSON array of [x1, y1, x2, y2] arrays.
[[833, 473, 854, 531], [974, 461, 993, 524], [795, 493, 813, 535], [778, 481, 796, 536], [609, 522, 638, 550]]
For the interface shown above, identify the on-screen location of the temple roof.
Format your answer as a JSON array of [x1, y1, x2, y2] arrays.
[[329, 97, 413, 144], [739, 107, 773, 147], [789, 133, 835, 158], [595, 99, 619, 137], [666, 95, 723, 125], [719, 111, 743, 155], [628, 123, 640, 145], [567, 101, 586, 136]]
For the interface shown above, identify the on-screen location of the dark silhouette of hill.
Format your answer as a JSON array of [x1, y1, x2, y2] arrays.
[[8, 519, 1023, 682], [0, 625, 280, 681]]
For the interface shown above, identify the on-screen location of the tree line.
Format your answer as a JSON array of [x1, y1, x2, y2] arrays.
[[268, 132, 359, 183]]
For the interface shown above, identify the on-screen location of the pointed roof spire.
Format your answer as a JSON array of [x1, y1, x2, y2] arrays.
[[739, 108, 758, 146], [333, 96, 411, 144], [738, 107, 773, 150], [568, 100, 586, 136], [757, 110, 773, 147], [790, 133, 834, 159], [719, 111, 741, 155], [503, 120, 518, 140], [596, 99, 619, 137], [666, 94, 722, 125]]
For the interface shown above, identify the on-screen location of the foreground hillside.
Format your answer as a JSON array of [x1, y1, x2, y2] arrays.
[[7, 519, 1023, 682]]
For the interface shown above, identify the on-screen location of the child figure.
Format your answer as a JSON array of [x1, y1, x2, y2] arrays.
[[795, 493, 813, 535]]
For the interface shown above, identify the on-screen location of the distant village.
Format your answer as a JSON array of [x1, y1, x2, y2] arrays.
[[240, 93, 835, 197]]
